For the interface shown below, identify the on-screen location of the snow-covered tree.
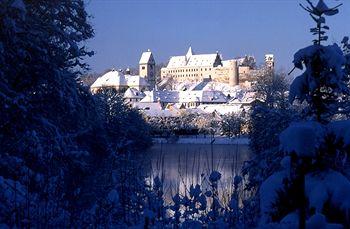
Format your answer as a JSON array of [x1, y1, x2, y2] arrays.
[[253, 71, 290, 109], [96, 88, 152, 152], [258, 1, 350, 228], [291, 0, 348, 123], [0, 0, 100, 226], [249, 71, 294, 154], [0, 0, 152, 227], [220, 112, 244, 138]]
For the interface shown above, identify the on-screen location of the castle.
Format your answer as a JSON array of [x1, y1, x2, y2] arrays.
[[161, 47, 274, 86], [90, 47, 275, 95]]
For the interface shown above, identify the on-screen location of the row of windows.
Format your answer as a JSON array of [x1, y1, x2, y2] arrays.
[[166, 68, 212, 74], [174, 74, 200, 78]]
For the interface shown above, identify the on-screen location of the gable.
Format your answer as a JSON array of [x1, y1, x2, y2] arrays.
[[139, 51, 155, 64]]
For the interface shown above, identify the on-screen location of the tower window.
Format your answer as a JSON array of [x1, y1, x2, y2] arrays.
[[142, 66, 145, 70]]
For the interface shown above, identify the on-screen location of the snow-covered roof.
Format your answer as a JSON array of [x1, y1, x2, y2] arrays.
[[139, 50, 153, 64], [140, 90, 180, 103], [221, 59, 240, 67], [221, 60, 232, 67], [134, 102, 180, 117], [91, 70, 127, 88], [166, 47, 221, 68], [228, 90, 256, 105], [90, 70, 151, 90], [123, 88, 145, 99], [190, 79, 211, 91], [197, 104, 242, 115], [186, 54, 219, 67], [203, 91, 227, 103], [167, 56, 187, 68], [222, 57, 252, 67], [139, 89, 227, 104], [125, 75, 149, 87]]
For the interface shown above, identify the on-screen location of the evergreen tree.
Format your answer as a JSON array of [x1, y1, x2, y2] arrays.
[[0, 0, 100, 226], [0, 1, 152, 227], [258, 1, 350, 228]]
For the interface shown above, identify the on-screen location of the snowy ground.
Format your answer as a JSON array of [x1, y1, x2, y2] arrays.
[[152, 136, 250, 145]]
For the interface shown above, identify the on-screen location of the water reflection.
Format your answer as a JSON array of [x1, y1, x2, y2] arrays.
[[146, 143, 252, 204]]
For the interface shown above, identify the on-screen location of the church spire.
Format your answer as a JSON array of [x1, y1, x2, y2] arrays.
[[185, 46, 193, 62]]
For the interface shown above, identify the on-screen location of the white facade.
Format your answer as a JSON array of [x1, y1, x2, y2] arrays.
[[161, 47, 224, 83], [161, 47, 274, 87], [90, 70, 149, 94], [265, 54, 275, 69], [139, 49, 156, 88], [123, 88, 145, 103], [137, 87, 227, 110]]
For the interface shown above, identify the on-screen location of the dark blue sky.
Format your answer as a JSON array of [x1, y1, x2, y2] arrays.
[[85, 0, 350, 74]]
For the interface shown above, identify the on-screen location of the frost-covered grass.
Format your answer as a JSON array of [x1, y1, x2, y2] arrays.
[[144, 142, 254, 227], [147, 142, 251, 203]]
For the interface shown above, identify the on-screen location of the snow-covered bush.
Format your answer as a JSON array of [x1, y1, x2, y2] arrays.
[[253, 71, 290, 110], [96, 88, 152, 152], [146, 113, 222, 137], [249, 70, 295, 154], [240, 68, 296, 227], [243, 81, 296, 226], [220, 112, 245, 138], [164, 170, 246, 228], [249, 106, 296, 155], [259, 119, 350, 225]]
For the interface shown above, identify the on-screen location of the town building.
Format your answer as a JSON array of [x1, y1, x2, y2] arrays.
[[90, 69, 149, 94], [123, 87, 145, 103], [90, 50, 155, 94], [138, 89, 227, 109], [134, 78, 228, 113]]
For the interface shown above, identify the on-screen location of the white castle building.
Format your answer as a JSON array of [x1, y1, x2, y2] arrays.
[[160, 47, 274, 86]]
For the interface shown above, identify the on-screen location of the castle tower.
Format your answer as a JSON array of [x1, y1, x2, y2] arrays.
[[139, 49, 156, 88], [265, 54, 275, 70], [229, 60, 239, 86]]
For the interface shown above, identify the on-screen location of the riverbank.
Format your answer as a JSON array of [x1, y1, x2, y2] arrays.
[[152, 136, 250, 145]]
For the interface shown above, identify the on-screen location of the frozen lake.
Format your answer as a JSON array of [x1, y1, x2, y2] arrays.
[[146, 143, 252, 203]]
